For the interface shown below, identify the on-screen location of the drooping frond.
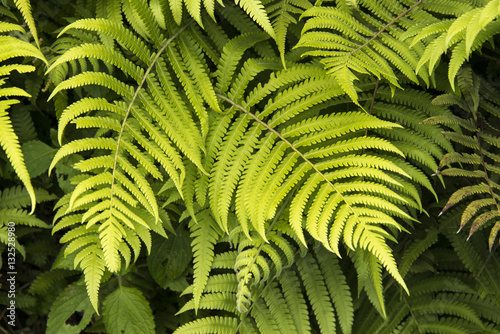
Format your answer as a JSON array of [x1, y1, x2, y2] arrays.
[[423, 68, 500, 250], [12, 0, 39, 48], [0, 6, 47, 212]]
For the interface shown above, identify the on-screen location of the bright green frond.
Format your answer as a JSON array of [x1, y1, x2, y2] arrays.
[[79, 247, 107, 313], [12, 0, 39, 48], [189, 210, 221, 311], [297, 253, 336, 334], [234, 0, 276, 39], [0, 105, 36, 214], [174, 316, 238, 334]]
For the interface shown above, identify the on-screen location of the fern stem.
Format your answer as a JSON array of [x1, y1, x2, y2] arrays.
[[349, 0, 423, 56], [109, 20, 194, 220], [361, 79, 380, 182]]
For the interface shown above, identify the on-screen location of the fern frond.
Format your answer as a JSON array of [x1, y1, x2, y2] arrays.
[[79, 246, 107, 313], [264, 0, 312, 65], [190, 210, 221, 312], [297, 252, 336, 333], [261, 281, 297, 333], [178, 218, 355, 333], [48, 72, 134, 101], [251, 298, 281, 333], [232, 222, 298, 312], [277, 270, 310, 333], [316, 248, 354, 334], [12, 0, 39, 48], [398, 228, 439, 278], [0, 21, 24, 34], [0, 210, 48, 254], [0, 187, 56, 210], [177, 32, 221, 113], [197, 37, 447, 294], [429, 69, 500, 249], [358, 227, 408, 293], [58, 18, 152, 64], [178, 292, 236, 314], [409, 0, 500, 89], [29, 269, 77, 295], [296, 1, 424, 102], [215, 32, 270, 95], [48, 13, 222, 307], [174, 316, 239, 334], [235, 0, 276, 39], [353, 223, 500, 333], [0, 90, 35, 213]]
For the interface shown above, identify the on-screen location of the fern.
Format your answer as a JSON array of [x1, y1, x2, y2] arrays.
[[177, 235, 354, 334], [47, 0, 457, 318], [353, 220, 500, 334], [47, 4, 222, 309], [423, 68, 500, 250], [17, 0, 500, 332], [205, 50, 447, 293], [155, 0, 276, 41], [28, 269, 77, 296], [296, 0, 427, 102], [0, 3, 47, 212], [263, 0, 312, 65], [411, 0, 500, 89], [189, 209, 222, 311], [0, 186, 56, 258], [294, 0, 500, 103]]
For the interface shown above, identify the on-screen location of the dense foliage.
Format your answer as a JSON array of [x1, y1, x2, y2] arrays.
[[1, 0, 500, 333]]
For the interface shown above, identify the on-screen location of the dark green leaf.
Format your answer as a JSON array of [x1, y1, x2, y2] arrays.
[[46, 282, 95, 334], [148, 225, 192, 288], [21, 140, 56, 177], [103, 286, 155, 334]]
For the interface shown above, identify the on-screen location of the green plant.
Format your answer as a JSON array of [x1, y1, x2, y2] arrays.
[[0, 0, 47, 213], [1, 0, 500, 333], [424, 67, 500, 250]]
